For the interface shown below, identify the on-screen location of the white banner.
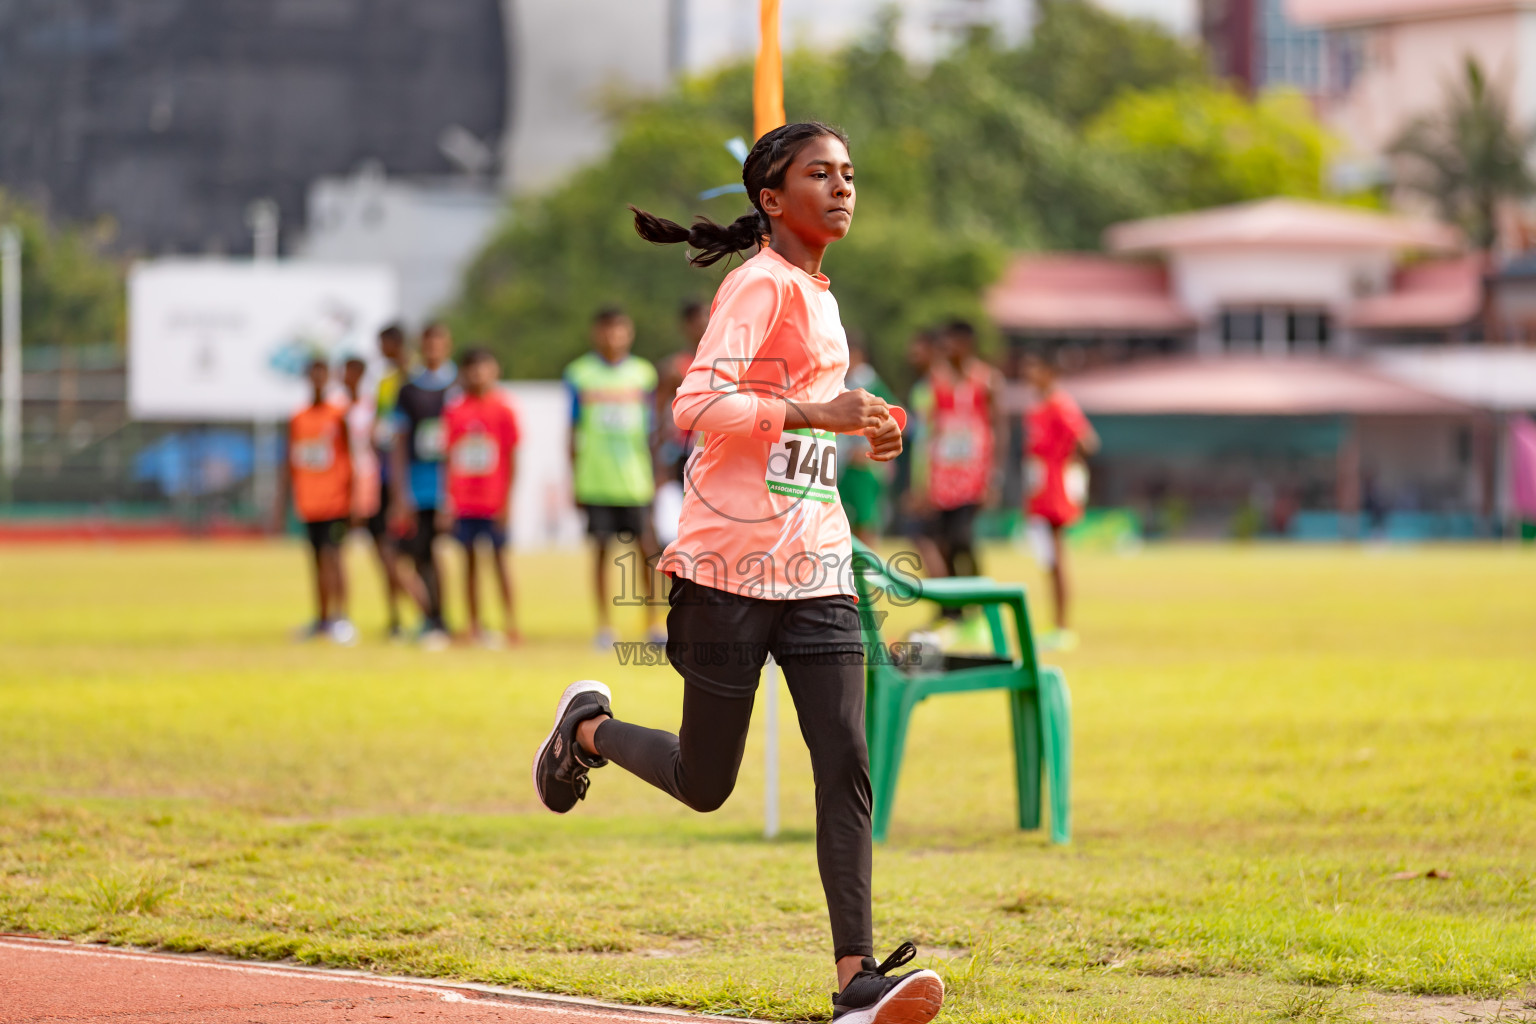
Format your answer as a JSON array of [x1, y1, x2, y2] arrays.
[[129, 260, 398, 421], [501, 382, 585, 549]]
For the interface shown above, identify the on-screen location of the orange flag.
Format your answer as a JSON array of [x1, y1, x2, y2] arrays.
[[753, 0, 785, 141]]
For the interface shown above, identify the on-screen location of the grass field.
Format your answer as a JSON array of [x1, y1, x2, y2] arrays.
[[1, 539, 1534, 1023]]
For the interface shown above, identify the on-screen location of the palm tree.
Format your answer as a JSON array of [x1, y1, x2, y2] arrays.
[[1390, 57, 1535, 249]]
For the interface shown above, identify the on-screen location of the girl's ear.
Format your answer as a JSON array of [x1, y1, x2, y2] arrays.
[[758, 187, 782, 220]]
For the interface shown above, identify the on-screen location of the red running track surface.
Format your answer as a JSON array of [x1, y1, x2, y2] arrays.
[[0, 937, 718, 1024]]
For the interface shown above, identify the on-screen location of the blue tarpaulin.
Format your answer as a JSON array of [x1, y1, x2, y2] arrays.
[[132, 430, 279, 498]]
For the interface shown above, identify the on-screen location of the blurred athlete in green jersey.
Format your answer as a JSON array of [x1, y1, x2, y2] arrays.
[[564, 308, 662, 649]]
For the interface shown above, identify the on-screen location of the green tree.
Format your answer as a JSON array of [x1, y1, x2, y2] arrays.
[[1087, 85, 1332, 212], [1390, 57, 1534, 249], [0, 192, 124, 349], [1000, 0, 1209, 125], [920, 45, 1149, 249], [453, 111, 750, 380], [449, 8, 1333, 380], [451, 39, 1009, 381]]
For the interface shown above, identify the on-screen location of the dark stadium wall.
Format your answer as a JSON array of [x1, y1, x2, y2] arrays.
[[0, 0, 509, 255]]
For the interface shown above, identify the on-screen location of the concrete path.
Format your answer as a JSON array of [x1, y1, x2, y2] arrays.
[[0, 936, 730, 1023]]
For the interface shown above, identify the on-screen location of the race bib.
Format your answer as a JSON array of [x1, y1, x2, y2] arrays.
[[292, 437, 334, 472], [372, 418, 395, 450], [594, 401, 642, 433], [1025, 456, 1045, 498], [935, 424, 977, 463], [1064, 459, 1089, 506], [414, 417, 445, 461], [766, 428, 837, 503], [451, 432, 497, 476]]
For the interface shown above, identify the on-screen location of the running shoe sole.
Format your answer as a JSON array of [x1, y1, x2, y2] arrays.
[[531, 679, 611, 814], [837, 971, 945, 1024]]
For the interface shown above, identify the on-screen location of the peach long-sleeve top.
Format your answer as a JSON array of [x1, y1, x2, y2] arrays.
[[660, 246, 856, 600]]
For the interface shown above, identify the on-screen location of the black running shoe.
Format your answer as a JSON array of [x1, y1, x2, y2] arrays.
[[532, 680, 612, 813], [832, 943, 945, 1024]]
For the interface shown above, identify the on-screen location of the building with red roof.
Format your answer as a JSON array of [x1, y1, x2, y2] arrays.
[[988, 198, 1478, 364], [984, 199, 1524, 538]]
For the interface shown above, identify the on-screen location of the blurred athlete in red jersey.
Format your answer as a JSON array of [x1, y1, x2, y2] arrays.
[[1023, 351, 1098, 651], [442, 347, 521, 646], [922, 320, 1000, 580]]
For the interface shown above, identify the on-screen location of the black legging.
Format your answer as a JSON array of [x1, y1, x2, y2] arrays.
[[937, 504, 980, 578], [594, 577, 874, 961], [409, 508, 444, 627]]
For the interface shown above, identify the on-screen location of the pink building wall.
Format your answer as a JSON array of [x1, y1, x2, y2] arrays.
[[1288, 1, 1535, 163]]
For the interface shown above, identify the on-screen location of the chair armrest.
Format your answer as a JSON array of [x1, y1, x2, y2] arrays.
[[913, 576, 1025, 608]]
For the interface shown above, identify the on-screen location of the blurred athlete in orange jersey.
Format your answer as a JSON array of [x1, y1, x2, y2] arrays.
[[284, 356, 356, 645], [532, 122, 944, 1024]]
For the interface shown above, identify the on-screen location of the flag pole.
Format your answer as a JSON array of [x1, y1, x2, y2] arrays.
[[755, 0, 785, 841], [753, 0, 785, 141]]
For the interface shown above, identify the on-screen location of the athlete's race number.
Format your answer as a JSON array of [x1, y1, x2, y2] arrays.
[[372, 418, 395, 450], [593, 401, 641, 433], [934, 424, 978, 463], [291, 437, 334, 472], [451, 432, 496, 476], [414, 417, 445, 461], [766, 428, 837, 503], [1026, 456, 1090, 507], [1064, 459, 1089, 506]]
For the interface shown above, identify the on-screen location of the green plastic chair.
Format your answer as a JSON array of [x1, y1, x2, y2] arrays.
[[849, 539, 1071, 844]]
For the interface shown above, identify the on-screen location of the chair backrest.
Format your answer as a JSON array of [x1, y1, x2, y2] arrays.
[[848, 538, 886, 641], [850, 537, 1046, 681], [848, 538, 925, 643]]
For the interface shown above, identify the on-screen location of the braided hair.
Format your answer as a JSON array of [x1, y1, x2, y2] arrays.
[[630, 121, 850, 267]]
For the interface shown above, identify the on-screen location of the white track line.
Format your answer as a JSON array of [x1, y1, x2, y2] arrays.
[[0, 937, 733, 1020]]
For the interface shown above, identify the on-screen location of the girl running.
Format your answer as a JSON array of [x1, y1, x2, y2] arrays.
[[532, 122, 945, 1024]]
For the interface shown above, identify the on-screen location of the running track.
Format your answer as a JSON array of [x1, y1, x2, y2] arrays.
[[0, 937, 732, 1023]]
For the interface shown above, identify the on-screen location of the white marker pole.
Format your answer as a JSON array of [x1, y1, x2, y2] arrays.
[[764, 655, 780, 839], [1, 225, 21, 493], [247, 200, 278, 530]]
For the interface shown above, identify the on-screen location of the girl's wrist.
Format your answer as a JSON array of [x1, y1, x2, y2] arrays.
[[786, 402, 823, 431]]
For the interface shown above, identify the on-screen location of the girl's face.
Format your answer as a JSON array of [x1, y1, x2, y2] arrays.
[[760, 135, 855, 249]]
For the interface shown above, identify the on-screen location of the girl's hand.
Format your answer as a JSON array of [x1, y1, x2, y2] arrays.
[[799, 388, 888, 434], [866, 415, 903, 462]]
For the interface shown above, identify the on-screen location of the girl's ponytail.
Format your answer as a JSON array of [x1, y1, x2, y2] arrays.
[[629, 121, 849, 269], [629, 206, 766, 268]]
